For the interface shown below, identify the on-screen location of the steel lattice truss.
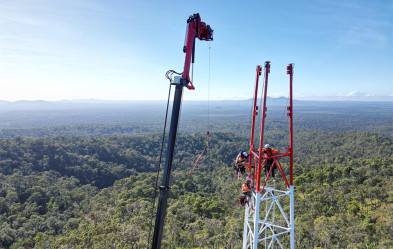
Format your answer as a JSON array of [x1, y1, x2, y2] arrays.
[[243, 185, 294, 249]]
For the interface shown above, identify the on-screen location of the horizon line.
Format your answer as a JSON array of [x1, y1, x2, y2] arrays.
[[0, 96, 393, 103]]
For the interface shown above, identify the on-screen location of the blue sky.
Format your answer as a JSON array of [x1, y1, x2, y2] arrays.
[[0, 0, 392, 101]]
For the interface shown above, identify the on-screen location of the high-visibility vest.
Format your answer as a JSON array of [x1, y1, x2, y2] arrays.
[[238, 157, 245, 163], [262, 148, 279, 157], [242, 183, 250, 192]]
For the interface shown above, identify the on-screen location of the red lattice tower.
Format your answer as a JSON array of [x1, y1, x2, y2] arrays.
[[242, 62, 295, 249]]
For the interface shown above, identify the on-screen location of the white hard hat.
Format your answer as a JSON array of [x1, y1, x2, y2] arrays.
[[264, 144, 270, 149]]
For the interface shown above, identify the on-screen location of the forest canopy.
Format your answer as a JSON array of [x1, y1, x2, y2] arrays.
[[0, 130, 392, 248], [0, 100, 392, 248]]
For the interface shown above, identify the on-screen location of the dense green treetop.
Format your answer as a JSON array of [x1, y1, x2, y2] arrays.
[[0, 130, 392, 248]]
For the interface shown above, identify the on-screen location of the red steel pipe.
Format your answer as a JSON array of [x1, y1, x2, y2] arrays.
[[287, 64, 294, 186], [256, 61, 270, 192], [249, 65, 262, 185]]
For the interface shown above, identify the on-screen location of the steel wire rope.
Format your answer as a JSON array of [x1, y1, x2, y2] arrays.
[[147, 69, 181, 248], [207, 43, 211, 171], [186, 44, 212, 180], [207, 43, 211, 136]]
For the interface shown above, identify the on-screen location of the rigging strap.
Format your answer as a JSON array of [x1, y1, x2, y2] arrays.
[[187, 139, 209, 178]]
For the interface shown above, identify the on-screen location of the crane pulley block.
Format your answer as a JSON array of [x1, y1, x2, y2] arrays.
[[182, 13, 213, 90]]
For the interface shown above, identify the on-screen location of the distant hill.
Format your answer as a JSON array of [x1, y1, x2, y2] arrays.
[[1, 97, 392, 111], [0, 99, 392, 138]]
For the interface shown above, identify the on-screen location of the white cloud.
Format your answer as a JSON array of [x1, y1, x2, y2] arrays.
[[295, 91, 393, 101], [269, 92, 288, 98], [346, 90, 370, 97], [340, 26, 388, 49]]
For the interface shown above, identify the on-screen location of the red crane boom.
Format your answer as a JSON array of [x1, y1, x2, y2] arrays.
[[151, 13, 213, 249], [182, 13, 213, 89]]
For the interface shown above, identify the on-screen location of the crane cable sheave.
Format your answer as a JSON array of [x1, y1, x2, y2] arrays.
[[181, 13, 213, 90], [183, 13, 213, 51]]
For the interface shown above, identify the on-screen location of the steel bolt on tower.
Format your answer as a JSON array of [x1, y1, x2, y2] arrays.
[[242, 62, 295, 249]]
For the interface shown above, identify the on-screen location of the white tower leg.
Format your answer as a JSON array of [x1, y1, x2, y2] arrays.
[[290, 185, 295, 249], [253, 192, 260, 249], [242, 184, 295, 248], [242, 202, 250, 248]]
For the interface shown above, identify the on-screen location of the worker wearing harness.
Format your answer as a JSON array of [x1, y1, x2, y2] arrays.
[[239, 177, 254, 212], [234, 151, 249, 180], [262, 144, 279, 180]]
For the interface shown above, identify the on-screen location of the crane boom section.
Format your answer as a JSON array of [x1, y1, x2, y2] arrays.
[[182, 13, 213, 89], [151, 13, 213, 249]]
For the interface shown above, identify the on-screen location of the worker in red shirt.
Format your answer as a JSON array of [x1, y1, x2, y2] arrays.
[[262, 144, 279, 180]]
